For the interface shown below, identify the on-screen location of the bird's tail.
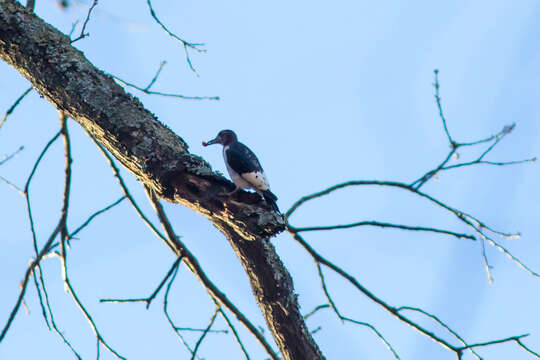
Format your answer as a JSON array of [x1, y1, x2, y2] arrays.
[[262, 190, 280, 213]]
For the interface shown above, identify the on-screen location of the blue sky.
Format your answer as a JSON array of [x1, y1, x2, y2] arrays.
[[1, 0, 539, 359]]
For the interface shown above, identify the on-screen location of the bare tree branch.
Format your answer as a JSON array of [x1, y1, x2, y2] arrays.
[[304, 303, 400, 359], [0, 116, 81, 359], [0, 174, 24, 194], [162, 262, 199, 357], [282, 69, 538, 356], [0, 86, 32, 131], [290, 231, 539, 359], [90, 138, 280, 358], [146, 0, 205, 75], [456, 333, 539, 358], [191, 306, 220, 360], [0, 146, 24, 166], [292, 221, 475, 241], [70, 0, 98, 43], [100, 256, 183, 309], [317, 263, 342, 319], [341, 316, 400, 360], [145, 60, 167, 91], [286, 177, 537, 282], [304, 304, 331, 320], [144, 187, 281, 360], [3, 2, 534, 359], [110, 73, 220, 101], [57, 113, 125, 359], [410, 71, 533, 191], [397, 306, 482, 359], [0, 223, 61, 342], [68, 196, 126, 239], [89, 135, 168, 242], [108, 60, 219, 100], [433, 69, 455, 146], [219, 308, 251, 360]]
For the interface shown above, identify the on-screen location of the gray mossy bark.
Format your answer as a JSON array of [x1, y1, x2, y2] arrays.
[[0, 1, 324, 359]]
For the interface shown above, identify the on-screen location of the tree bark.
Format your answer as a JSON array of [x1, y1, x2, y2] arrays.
[[0, 1, 324, 359]]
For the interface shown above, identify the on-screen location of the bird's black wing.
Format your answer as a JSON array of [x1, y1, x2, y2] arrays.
[[225, 142, 263, 175]]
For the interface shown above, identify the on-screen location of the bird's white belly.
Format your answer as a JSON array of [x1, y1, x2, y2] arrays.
[[223, 146, 270, 191], [226, 164, 252, 189], [241, 171, 270, 191]]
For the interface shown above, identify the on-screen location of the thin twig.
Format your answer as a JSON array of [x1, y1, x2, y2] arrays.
[[313, 272, 399, 358], [219, 308, 251, 360], [100, 256, 183, 309], [441, 158, 536, 171], [47, 196, 127, 253], [0, 175, 24, 194], [58, 115, 125, 359], [410, 148, 456, 189], [304, 304, 331, 320], [433, 69, 455, 146], [69, 196, 126, 239], [31, 267, 50, 330], [162, 262, 198, 356], [456, 334, 536, 356], [146, 0, 205, 75], [303, 303, 400, 359], [1, 131, 67, 340], [39, 112, 82, 359], [291, 231, 540, 358], [317, 263, 342, 320], [144, 187, 279, 360], [0, 223, 62, 342], [0, 87, 32, 131], [110, 74, 219, 101], [89, 135, 168, 242], [516, 338, 540, 358], [293, 232, 466, 353], [70, 0, 98, 43], [175, 327, 227, 334], [23, 131, 62, 335], [292, 221, 475, 241], [342, 316, 400, 360], [286, 178, 538, 282], [191, 306, 220, 360], [0, 146, 24, 166], [0, 119, 77, 358], [68, 20, 79, 38], [60, 238, 125, 359], [410, 71, 531, 190], [145, 61, 167, 91], [480, 236, 494, 284], [397, 306, 481, 359], [480, 232, 540, 278]]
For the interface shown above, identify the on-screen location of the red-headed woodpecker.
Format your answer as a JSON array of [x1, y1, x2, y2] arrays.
[[203, 130, 279, 212]]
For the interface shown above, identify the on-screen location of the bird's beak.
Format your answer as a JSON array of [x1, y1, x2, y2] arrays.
[[202, 137, 219, 147]]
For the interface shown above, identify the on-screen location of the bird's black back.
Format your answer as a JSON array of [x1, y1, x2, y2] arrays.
[[225, 142, 263, 175]]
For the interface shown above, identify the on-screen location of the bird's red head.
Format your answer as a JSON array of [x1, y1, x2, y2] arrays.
[[202, 129, 237, 147]]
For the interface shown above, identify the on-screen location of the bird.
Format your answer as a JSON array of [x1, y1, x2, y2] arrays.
[[202, 129, 279, 212]]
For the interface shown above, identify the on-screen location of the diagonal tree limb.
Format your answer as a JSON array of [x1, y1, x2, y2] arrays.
[[144, 187, 280, 360], [0, 0, 283, 239], [0, 2, 321, 359]]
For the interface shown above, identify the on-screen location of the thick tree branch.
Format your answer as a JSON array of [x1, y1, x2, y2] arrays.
[[0, 0, 282, 240], [0, 2, 322, 359]]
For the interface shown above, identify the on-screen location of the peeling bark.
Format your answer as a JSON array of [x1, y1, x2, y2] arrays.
[[0, 1, 324, 359]]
